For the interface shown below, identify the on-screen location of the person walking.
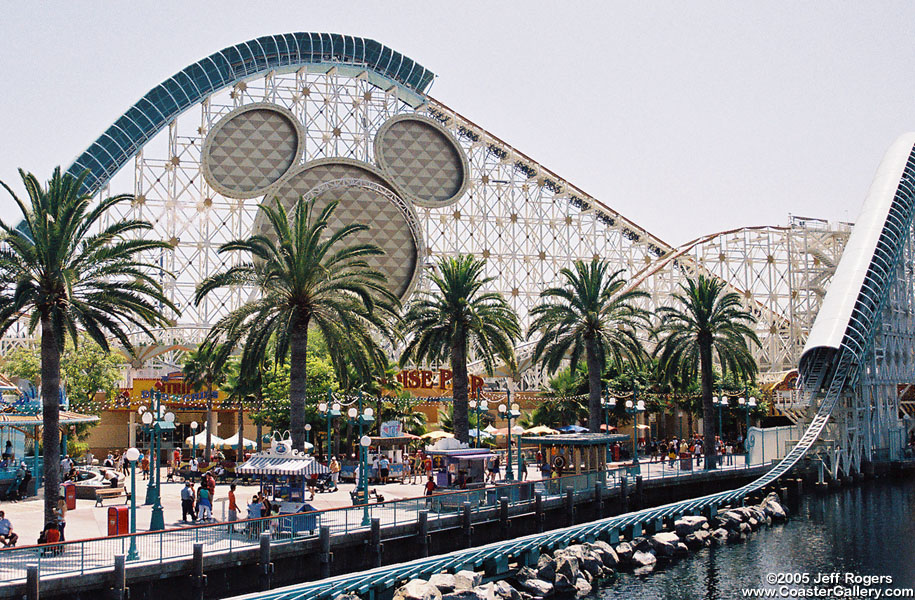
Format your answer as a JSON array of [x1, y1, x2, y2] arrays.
[[378, 455, 390, 485], [423, 475, 437, 506], [518, 452, 527, 481], [329, 456, 341, 486], [197, 484, 212, 521], [141, 453, 150, 480], [181, 482, 196, 522], [228, 483, 239, 530], [55, 498, 67, 541]]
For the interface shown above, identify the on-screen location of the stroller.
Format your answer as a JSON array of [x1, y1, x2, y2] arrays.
[[314, 472, 337, 493]]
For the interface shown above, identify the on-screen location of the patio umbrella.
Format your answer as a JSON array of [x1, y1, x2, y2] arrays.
[[557, 425, 589, 433], [421, 430, 454, 440], [483, 425, 499, 435], [599, 424, 618, 432], [523, 425, 559, 435], [469, 428, 493, 440]]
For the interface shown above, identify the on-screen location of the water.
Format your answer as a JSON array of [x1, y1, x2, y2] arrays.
[[594, 476, 915, 599]]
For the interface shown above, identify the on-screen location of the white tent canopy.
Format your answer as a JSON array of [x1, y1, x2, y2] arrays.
[[185, 429, 225, 449], [221, 432, 257, 450]]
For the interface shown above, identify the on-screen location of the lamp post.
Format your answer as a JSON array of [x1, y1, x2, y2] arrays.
[[190, 421, 198, 461], [625, 398, 646, 469], [359, 435, 372, 526], [305, 423, 312, 446], [738, 388, 757, 465], [601, 395, 617, 463], [498, 397, 521, 481], [125, 447, 140, 561], [348, 394, 374, 525], [469, 395, 489, 448], [714, 394, 729, 469], [139, 391, 175, 531], [318, 396, 341, 459]]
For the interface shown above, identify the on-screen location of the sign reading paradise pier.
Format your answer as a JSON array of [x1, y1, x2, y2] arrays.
[[395, 369, 484, 398]]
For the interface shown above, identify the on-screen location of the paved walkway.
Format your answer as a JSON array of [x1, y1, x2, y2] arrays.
[[0, 455, 748, 544], [0, 455, 754, 583]]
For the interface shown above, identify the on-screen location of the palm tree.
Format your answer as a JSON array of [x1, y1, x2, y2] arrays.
[[400, 255, 520, 444], [194, 198, 399, 452], [528, 259, 649, 432], [653, 274, 760, 469], [183, 345, 226, 462], [0, 168, 175, 522]]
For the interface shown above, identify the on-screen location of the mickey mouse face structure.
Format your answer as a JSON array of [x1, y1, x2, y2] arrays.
[[201, 104, 470, 300]]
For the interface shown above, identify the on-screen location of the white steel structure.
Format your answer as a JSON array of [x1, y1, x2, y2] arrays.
[[3, 33, 912, 477]]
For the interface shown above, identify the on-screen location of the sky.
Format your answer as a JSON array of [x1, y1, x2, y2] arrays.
[[2, 2, 915, 246]]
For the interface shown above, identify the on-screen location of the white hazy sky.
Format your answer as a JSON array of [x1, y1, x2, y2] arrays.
[[2, 2, 915, 246]]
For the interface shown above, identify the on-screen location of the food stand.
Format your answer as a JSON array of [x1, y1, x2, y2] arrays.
[[518, 433, 626, 492], [236, 439, 326, 532], [424, 445, 492, 490]]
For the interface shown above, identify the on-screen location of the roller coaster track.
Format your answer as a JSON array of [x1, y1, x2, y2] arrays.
[[235, 138, 915, 600]]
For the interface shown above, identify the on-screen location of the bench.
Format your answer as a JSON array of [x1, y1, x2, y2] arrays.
[[94, 487, 128, 507], [349, 489, 384, 505]]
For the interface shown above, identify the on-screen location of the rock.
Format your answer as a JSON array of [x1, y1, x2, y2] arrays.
[[396, 579, 442, 600], [485, 581, 521, 600], [650, 532, 680, 557], [574, 577, 592, 598], [555, 555, 580, 580], [631, 550, 657, 572], [615, 542, 633, 563], [429, 574, 457, 593], [684, 533, 702, 550], [675, 542, 690, 557], [694, 530, 711, 546], [442, 591, 487, 600], [558, 545, 604, 578], [553, 573, 576, 597], [516, 578, 553, 598], [333, 594, 362, 600], [711, 528, 729, 545], [631, 536, 652, 552], [674, 515, 708, 537], [516, 567, 538, 581], [535, 555, 556, 582], [739, 522, 752, 537], [455, 571, 482, 590], [719, 510, 745, 529], [748, 517, 760, 531], [586, 541, 620, 568], [761, 497, 788, 521], [727, 528, 742, 543]]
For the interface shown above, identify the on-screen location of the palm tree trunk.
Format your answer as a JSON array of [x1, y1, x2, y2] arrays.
[[289, 313, 309, 452], [256, 391, 263, 452], [40, 315, 61, 524], [451, 332, 470, 444], [585, 336, 602, 433], [700, 337, 717, 469], [204, 384, 213, 463], [237, 404, 244, 462]]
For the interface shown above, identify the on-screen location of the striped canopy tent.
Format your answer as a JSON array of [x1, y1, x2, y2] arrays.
[[236, 455, 330, 476]]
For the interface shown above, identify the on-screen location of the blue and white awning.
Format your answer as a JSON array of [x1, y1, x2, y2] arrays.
[[236, 456, 330, 476]]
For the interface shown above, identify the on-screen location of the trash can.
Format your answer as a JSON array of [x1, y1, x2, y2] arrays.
[[61, 481, 76, 510], [107, 505, 129, 536]]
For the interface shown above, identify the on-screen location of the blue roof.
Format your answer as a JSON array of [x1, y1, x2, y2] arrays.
[[66, 33, 435, 195]]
